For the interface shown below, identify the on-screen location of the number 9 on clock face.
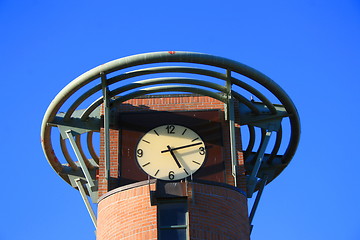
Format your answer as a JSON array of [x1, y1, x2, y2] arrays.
[[136, 124, 206, 181]]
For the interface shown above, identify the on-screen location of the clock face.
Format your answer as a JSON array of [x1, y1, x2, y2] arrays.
[[136, 124, 206, 181]]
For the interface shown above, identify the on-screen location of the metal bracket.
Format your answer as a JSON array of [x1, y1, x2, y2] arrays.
[[53, 115, 99, 202], [49, 108, 101, 139], [67, 172, 98, 203], [75, 178, 97, 228], [65, 130, 96, 188], [238, 102, 287, 132]]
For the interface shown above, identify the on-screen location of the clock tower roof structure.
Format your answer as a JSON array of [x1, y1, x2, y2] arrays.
[[41, 51, 300, 239]]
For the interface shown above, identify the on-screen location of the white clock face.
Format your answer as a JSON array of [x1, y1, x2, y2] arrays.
[[136, 124, 206, 181]]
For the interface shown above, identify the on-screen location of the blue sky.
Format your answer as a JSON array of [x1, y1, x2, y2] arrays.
[[1, 1, 360, 239]]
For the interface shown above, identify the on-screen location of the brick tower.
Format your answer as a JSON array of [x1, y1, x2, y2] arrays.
[[41, 51, 300, 240], [96, 95, 249, 239]]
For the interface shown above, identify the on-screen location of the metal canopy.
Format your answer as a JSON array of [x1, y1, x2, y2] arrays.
[[41, 51, 300, 201]]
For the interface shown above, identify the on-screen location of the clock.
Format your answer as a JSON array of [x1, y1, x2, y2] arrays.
[[136, 124, 206, 181]]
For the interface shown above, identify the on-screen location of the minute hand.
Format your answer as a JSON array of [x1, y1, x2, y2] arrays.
[[161, 142, 202, 153]]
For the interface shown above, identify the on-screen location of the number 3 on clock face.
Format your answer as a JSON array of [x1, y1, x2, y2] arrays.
[[136, 124, 206, 181]]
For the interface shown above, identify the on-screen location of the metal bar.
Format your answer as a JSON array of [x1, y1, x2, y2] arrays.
[[100, 72, 111, 180], [81, 85, 228, 120], [87, 131, 99, 164], [268, 127, 282, 164], [80, 78, 229, 120], [247, 130, 272, 197], [59, 135, 78, 170], [229, 100, 237, 186], [75, 178, 97, 228], [244, 125, 256, 157], [249, 176, 268, 224], [231, 91, 261, 115], [76, 134, 94, 169], [65, 130, 95, 187], [64, 66, 274, 121], [79, 77, 261, 121], [226, 70, 238, 187]]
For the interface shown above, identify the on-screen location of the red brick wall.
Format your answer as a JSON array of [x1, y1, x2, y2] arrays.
[[97, 183, 158, 240], [188, 182, 250, 240], [116, 95, 226, 112], [98, 128, 119, 195]]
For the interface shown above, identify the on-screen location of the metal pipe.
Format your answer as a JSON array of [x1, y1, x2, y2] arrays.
[[249, 176, 268, 225], [80, 85, 228, 121], [87, 131, 99, 164], [244, 125, 256, 158], [247, 130, 272, 197], [75, 178, 97, 228], [64, 66, 275, 121], [268, 127, 283, 164], [80, 78, 260, 121], [59, 135, 78, 170], [226, 70, 238, 186], [75, 135, 94, 170], [100, 72, 111, 180]]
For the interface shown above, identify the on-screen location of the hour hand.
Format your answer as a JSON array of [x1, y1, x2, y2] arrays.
[[166, 145, 182, 168]]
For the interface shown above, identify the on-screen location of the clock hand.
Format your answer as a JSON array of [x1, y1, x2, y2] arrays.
[[167, 145, 182, 168], [161, 142, 202, 153]]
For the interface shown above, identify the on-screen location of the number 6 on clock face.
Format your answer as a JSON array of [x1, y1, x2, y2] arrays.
[[136, 124, 206, 181]]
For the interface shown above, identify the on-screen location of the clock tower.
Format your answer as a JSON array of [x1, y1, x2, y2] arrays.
[[41, 51, 300, 239], [97, 94, 248, 239]]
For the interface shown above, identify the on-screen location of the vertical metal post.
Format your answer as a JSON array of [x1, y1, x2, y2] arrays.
[[101, 72, 111, 181], [75, 178, 97, 228], [226, 70, 238, 186], [65, 130, 95, 188]]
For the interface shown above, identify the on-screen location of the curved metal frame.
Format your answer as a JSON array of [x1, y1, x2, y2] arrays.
[[41, 51, 300, 196]]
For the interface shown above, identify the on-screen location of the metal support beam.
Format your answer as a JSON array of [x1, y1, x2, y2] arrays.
[[75, 178, 97, 228], [65, 130, 95, 188], [101, 72, 111, 180], [249, 176, 268, 227], [226, 70, 238, 186], [247, 130, 272, 197]]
